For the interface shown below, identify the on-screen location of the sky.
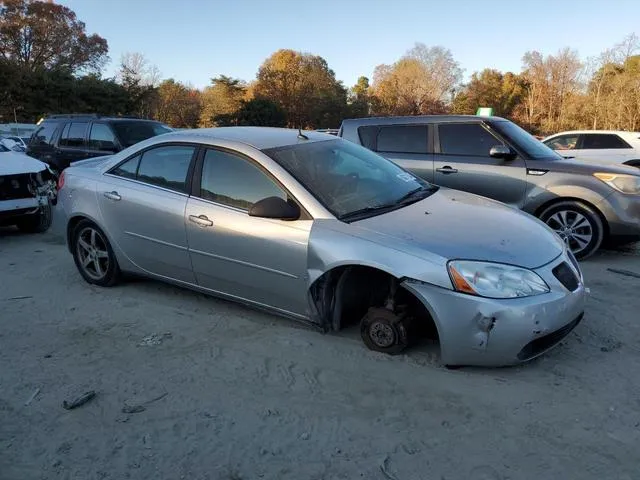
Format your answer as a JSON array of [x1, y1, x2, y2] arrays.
[[58, 0, 640, 89]]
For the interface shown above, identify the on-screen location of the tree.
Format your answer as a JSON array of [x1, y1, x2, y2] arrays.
[[452, 69, 526, 118], [235, 98, 286, 127], [199, 75, 246, 127], [370, 43, 462, 116], [348, 76, 371, 117], [155, 79, 201, 128], [254, 49, 348, 128], [0, 0, 108, 73], [117, 52, 160, 118]]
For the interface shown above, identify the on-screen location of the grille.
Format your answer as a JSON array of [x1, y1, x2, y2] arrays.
[[0, 173, 34, 201], [553, 262, 579, 292], [517, 313, 584, 361]]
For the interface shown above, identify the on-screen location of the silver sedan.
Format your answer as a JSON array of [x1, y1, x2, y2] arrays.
[[58, 127, 587, 367]]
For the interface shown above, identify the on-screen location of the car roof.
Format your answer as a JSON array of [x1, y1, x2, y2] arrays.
[[158, 127, 337, 150], [41, 116, 163, 124], [545, 130, 640, 138], [340, 115, 509, 127]]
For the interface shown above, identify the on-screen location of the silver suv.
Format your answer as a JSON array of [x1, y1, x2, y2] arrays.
[[339, 115, 640, 259]]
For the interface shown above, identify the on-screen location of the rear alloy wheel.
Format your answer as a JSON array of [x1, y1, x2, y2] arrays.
[[16, 202, 52, 233], [539, 201, 604, 260], [360, 307, 409, 355], [72, 220, 120, 286]]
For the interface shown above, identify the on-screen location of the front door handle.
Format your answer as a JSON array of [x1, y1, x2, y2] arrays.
[[103, 191, 121, 201], [189, 214, 213, 227], [436, 166, 458, 174]]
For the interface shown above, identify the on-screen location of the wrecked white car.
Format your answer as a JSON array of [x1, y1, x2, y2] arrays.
[[57, 128, 587, 367], [0, 151, 56, 233]]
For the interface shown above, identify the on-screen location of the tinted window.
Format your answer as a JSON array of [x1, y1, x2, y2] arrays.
[[357, 126, 378, 150], [89, 124, 117, 151], [545, 134, 579, 150], [59, 122, 88, 148], [112, 122, 172, 148], [377, 125, 428, 154], [111, 155, 140, 179], [200, 149, 286, 210], [581, 134, 631, 149], [439, 123, 502, 156], [136, 146, 195, 192], [489, 120, 563, 160], [31, 124, 58, 146]]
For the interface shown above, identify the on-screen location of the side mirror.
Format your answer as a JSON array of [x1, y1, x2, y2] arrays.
[[489, 144, 516, 160], [248, 196, 300, 220]]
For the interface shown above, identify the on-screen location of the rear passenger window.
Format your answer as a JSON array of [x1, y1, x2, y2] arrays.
[[357, 126, 378, 150], [439, 123, 502, 156], [581, 134, 631, 149], [137, 146, 195, 192], [377, 126, 428, 154], [59, 122, 88, 148], [111, 155, 140, 179]]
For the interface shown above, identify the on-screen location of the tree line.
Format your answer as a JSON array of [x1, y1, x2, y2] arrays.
[[2, 0, 639, 135]]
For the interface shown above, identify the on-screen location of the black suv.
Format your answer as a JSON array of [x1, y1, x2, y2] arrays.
[[27, 114, 172, 171]]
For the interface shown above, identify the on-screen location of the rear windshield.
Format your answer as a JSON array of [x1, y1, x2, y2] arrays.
[[489, 120, 563, 160], [112, 121, 172, 148]]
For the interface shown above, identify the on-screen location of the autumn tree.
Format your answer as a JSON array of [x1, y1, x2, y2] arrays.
[[254, 49, 348, 128], [370, 43, 462, 116], [199, 75, 246, 127], [0, 0, 108, 73], [155, 79, 201, 128], [452, 69, 526, 118], [117, 52, 161, 118]]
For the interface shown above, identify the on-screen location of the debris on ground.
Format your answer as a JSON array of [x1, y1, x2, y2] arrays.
[[137, 332, 172, 347], [5, 295, 33, 301], [62, 390, 96, 410], [122, 392, 168, 414], [380, 455, 400, 480], [607, 268, 640, 279], [24, 387, 40, 406]]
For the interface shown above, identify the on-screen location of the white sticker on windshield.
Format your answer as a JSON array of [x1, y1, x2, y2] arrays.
[[396, 172, 415, 182]]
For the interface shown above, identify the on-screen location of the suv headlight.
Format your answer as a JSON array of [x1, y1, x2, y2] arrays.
[[448, 260, 550, 298], [593, 173, 640, 194]]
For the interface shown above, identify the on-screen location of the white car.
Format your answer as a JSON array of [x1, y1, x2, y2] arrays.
[[542, 130, 640, 167]]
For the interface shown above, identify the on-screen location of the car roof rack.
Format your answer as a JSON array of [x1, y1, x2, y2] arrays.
[[45, 113, 101, 119]]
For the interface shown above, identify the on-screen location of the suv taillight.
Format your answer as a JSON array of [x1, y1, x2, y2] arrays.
[[57, 171, 65, 190]]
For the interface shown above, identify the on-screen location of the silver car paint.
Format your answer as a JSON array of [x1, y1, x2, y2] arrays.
[[60, 128, 585, 366]]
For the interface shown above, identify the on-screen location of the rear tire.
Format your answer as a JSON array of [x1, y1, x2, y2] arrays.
[[539, 201, 604, 260], [72, 220, 120, 287], [16, 202, 52, 233]]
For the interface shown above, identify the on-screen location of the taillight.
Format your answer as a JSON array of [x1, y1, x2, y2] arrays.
[[57, 171, 65, 190]]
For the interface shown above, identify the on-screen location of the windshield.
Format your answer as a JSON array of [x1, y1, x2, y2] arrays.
[[489, 120, 564, 160], [112, 121, 172, 147], [264, 139, 434, 220]]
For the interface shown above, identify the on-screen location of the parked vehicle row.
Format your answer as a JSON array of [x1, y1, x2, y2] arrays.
[[58, 127, 586, 367], [338, 115, 640, 259]]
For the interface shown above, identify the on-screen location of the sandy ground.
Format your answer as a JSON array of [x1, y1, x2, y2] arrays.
[[1, 208, 640, 480]]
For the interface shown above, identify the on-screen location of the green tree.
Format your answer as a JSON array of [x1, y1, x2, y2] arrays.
[[452, 69, 526, 118], [235, 98, 286, 126], [0, 0, 108, 73], [348, 76, 371, 117], [199, 75, 246, 127]]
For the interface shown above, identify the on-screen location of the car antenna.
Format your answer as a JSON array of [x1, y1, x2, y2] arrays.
[[297, 126, 309, 140]]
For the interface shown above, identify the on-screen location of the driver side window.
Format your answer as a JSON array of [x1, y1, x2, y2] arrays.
[[199, 149, 287, 211]]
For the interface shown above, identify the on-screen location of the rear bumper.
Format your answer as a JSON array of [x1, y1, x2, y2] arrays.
[[402, 252, 587, 367], [597, 191, 640, 236]]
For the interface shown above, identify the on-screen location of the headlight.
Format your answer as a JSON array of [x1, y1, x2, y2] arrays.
[[593, 173, 640, 194], [448, 260, 550, 299]]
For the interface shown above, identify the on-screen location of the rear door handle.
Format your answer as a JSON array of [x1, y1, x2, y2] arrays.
[[189, 214, 213, 227], [436, 166, 458, 174], [103, 191, 121, 201]]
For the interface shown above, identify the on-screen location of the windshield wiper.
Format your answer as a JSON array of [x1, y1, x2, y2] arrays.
[[339, 186, 434, 222]]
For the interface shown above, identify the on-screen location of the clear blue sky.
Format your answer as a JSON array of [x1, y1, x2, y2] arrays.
[[58, 0, 640, 89]]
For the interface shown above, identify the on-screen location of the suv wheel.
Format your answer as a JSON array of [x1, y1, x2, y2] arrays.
[[539, 201, 604, 260]]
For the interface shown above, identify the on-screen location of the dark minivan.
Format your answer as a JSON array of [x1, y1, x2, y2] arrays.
[[339, 115, 640, 259], [27, 114, 172, 172]]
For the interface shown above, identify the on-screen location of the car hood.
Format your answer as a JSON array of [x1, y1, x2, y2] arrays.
[[539, 157, 640, 175], [350, 188, 564, 269], [0, 152, 50, 175]]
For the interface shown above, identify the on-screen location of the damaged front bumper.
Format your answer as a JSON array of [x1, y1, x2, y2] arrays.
[[402, 254, 587, 367]]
